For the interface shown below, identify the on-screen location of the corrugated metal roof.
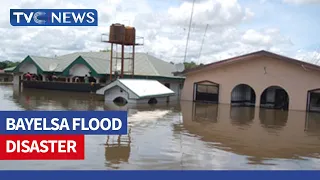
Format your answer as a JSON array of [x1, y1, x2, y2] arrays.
[[96, 79, 175, 98], [79, 56, 108, 74], [21, 52, 181, 78], [29, 56, 54, 71], [3, 66, 16, 71], [118, 79, 175, 98]]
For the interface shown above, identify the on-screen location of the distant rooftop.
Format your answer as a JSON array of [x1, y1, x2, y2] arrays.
[[6, 52, 185, 79]]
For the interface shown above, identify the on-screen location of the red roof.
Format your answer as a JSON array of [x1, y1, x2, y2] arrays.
[[182, 50, 320, 75]]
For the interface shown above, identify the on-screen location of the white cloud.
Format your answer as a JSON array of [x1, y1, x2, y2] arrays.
[[167, 0, 254, 28], [0, 0, 318, 68], [294, 49, 320, 64]]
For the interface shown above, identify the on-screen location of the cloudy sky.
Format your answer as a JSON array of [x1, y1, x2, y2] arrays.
[[0, 0, 320, 65]]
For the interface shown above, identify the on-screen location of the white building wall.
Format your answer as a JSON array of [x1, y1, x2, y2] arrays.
[[69, 64, 90, 77], [19, 63, 37, 74], [159, 81, 182, 102], [104, 85, 172, 105], [13, 74, 21, 86], [104, 86, 137, 104]]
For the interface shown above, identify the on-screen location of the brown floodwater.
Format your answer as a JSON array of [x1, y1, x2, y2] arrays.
[[0, 85, 320, 170]]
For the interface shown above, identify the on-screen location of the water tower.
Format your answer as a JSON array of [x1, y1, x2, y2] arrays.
[[101, 24, 144, 81]]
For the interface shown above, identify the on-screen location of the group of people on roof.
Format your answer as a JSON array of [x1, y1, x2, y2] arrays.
[[23, 72, 57, 81], [23, 72, 98, 84], [23, 72, 41, 81]]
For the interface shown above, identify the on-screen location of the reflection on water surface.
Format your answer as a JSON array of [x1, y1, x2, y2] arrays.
[[0, 85, 319, 170]]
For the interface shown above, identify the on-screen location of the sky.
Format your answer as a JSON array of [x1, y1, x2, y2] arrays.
[[0, 0, 320, 65]]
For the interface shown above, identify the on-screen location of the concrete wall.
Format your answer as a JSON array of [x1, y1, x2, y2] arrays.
[[181, 57, 320, 111], [23, 81, 103, 92], [13, 74, 21, 86], [69, 64, 90, 77]]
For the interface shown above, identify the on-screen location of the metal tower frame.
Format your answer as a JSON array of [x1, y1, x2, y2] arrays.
[[101, 33, 144, 81]]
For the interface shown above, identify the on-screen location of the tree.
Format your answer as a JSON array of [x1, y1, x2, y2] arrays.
[[184, 61, 199, 70], [170, 61, 203, 71], [0, 62, 7, 69], [99, 49, 111, 52], [0, 60, 20, 70]]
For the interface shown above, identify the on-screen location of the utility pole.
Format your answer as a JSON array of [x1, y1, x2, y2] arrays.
[[198, 24, 208, 64], [183, 0, 196, 63]]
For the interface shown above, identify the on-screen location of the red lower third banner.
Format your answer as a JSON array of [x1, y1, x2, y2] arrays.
[[0, 135, 85, 160]]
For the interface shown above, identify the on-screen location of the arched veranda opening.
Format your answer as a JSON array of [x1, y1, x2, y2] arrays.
[[231, 84, 256, 107], [260, 86, 289, 110]]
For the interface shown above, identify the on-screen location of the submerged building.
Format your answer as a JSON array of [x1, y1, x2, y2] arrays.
[[0, 69, 13, 84], [5, 51, 185, 103], [180, 50, 320, 112], [96, 79, 175, 104]]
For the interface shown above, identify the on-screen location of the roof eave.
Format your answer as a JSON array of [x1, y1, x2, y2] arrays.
[[138, 92, 175, 99]]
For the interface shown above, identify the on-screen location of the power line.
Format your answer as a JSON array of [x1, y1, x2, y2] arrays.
[[183, 0, 196, 63], [198, 24, 209, 64]]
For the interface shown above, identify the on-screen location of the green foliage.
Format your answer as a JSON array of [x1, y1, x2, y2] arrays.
[[99, 49, 111, 52], [0, 60, 20, 70], [184, 61, 201, 70], [170, 61, 203, 70]]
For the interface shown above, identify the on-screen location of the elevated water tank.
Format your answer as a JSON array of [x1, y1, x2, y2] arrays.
[[109, 23, 125, 43], [124, 26, 136, 45]]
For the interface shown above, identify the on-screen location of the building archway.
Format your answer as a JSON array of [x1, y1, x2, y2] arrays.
[[260, 86, 289, 110], [231, 84, 256, 107], [193, 80, 219, 103], [113, 97, 128, 105], [148, 98, 158, 105]]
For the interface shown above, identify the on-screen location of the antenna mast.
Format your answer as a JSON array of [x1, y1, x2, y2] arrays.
[[183, 0, 196, 63], [198, 24, 208, 64]]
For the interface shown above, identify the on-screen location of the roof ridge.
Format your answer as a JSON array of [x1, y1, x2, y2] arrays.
[[182, 50, 320, 75], [145, 54, 160, 75], [29, 55, 55, 60]]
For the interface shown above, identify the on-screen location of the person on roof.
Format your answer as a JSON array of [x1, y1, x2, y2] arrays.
[[84, 74, 89, 83], [25, 72, 31, 81]]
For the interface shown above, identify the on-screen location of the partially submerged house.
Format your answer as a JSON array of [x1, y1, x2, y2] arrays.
[[5, 52, 185, 101], [0, 69, 13, 84], [180, 50, 320, 112], [96, 79, 175, 104]]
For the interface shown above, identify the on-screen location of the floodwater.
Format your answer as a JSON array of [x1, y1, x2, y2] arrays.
[[0, 85, 320, 170]]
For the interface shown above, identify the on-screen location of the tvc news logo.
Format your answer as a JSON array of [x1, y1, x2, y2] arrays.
[[10, 9, 98, 26]]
